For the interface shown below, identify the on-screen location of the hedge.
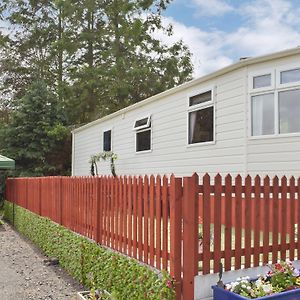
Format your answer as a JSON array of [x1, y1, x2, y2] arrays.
[[4, 201, 175, 300]]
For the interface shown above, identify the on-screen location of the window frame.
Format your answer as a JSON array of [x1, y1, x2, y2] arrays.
[[102, 128, 113, 152], [248, 69, 275, 93], [186, 87, 216, 147], [134, 115, 152, 153], [133, 115, 151, 131], [249, 66, 300, 140], [276, 64, 300, 89]]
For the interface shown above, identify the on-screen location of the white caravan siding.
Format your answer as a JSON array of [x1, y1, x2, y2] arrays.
[[73, 50, 300, 178], [246, 54, 300, 177], [247, 55, 300, 177], [73, 67, 247, 177]]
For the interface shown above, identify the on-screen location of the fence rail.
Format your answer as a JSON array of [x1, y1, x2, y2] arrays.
[[5, 173, 300, 300]]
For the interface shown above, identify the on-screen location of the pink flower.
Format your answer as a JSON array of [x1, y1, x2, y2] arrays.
[[166, 280, 173, 288]]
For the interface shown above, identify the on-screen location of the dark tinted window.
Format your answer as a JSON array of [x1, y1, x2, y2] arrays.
[[103, 130, 111, 151], [188, 107, 214, 144], [134, 117, 149, 128], [136, 130, 151, 152], [189, 91, 211, 106]]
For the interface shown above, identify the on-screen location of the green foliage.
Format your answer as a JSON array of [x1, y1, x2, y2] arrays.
[[0, 81, 71, 176], [4, 201, 175, 300], [90, 152, 118, 177], [0, 0, 193, 125]]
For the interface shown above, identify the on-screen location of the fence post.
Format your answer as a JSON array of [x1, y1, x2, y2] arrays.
[[59, 177, 63, 225], [39, 178, 42, 216], [95, 177, 102, 244], [170, 175, 183, 300], [182, 173, 199, 300]]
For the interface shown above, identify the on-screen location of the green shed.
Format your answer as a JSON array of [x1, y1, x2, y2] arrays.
[[0, 155, 15, 170]]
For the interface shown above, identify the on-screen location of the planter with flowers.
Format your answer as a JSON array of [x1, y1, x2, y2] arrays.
[[212, 261, 300, 299]]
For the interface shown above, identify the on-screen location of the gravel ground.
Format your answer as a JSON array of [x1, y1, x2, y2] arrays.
[[0, 221, 84, 300]]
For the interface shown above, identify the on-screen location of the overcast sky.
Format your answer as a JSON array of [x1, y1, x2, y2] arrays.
[[160, 0, 300, 77]]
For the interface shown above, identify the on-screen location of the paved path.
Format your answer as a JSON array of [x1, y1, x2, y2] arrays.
[[0, 222, 84, 300]]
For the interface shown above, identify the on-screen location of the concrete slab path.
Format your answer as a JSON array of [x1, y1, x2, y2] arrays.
[[0, 222, 84, 300]]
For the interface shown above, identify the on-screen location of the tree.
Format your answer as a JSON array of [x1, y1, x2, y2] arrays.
[[64, 0, 194, 122], [0, 81, 70, 176], [0, 0, 194, 176]]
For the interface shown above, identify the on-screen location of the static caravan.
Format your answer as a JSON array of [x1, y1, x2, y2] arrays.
[[72, 47, 300, 178]]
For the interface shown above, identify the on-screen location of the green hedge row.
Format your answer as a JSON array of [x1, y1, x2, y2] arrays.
[[4, 201, 175, 300]]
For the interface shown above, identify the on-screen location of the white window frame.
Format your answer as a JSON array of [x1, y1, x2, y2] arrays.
[[276, 63, 300, 89], [248, 69, 275, 93], [249, 66, 300, 140], [134, 116, 152, 153], [186, 87, 216, 147], [102, 127, 113, 152], [133, 115, 151, 131]]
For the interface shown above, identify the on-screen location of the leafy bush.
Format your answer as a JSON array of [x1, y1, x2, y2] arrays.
[[4, 201, 175, 300]]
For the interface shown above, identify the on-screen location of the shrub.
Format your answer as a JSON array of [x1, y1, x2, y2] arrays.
[[4, 201, 175, 300]]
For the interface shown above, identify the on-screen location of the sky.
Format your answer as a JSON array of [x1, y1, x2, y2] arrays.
[[160, 0, 300, 77]]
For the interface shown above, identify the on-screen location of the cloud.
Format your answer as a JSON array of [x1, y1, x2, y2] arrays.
[[227, 0, 300, 56], [157, 0, 300, 77], [154, 16, 233, 76], [192, 0, 234, 16]]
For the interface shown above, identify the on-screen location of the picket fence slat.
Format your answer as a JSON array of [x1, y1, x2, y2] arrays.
[[6, 173, 300, 300]]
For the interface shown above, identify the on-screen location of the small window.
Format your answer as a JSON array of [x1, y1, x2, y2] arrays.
[[103, 130, 112, 151], [188, 90, 214, 145], [253, 74, 271, 89], [134, 116, 151, 130], [189, 91, 211, 106], [189, 107, 214, 144], [279, 89, 300, 134], [251, 93, 274, 136], [134, 116, 151, 152], [136, 130, 151, 152], [280, 68, 300, 84]]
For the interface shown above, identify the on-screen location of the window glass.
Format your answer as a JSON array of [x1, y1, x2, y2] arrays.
[[188, 106, 214, 144], [251, 93, 274, 136], [253, 74, 271, 89], [279, 89, 300, 134], [189, 91, 211, 106], [136, 130, 151, 152], [134, 117, 149, 129], [103, 130, 111, 151], [280, 68, 300, 84]]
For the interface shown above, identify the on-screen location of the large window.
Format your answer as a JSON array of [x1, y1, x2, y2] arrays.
[[188, 90, 214, 144], [134, 116, 151, 152], [251, 93, 274, 136], [250, 67, 300, 137], [279, 89, 300, 134], [103, 129, 112, 151]]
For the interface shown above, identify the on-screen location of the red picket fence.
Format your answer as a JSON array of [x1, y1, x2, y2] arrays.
[[5, 173, 300, 300]]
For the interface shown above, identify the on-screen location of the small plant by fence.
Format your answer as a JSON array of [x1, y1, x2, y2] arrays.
[[5, 173, 300, 300]]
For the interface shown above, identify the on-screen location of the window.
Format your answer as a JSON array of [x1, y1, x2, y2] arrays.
[[103, 130, 112, 151], [188, 90, 214, 144], [250, 67, 300, 137], [253, 74, 271, 89], [136, 130, 151, 152], [134, 116, 151, 152], [251, 93, 274, 136], [279, 89, 300, 134], [280, 68, 300, 84], [133, 116, 151, 130]]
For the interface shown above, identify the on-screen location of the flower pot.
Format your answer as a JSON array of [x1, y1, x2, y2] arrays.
[[77, 290, 112, 300], [212, 285, 300, 300]]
